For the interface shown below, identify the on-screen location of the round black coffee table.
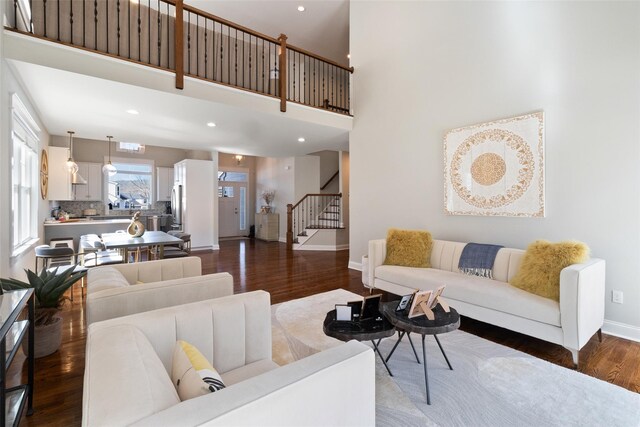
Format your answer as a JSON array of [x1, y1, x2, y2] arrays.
[[382, 301, 460, 404], [323, 309, 396, 375]]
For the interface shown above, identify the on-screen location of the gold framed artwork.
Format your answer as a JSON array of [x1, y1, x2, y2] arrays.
[[40, 149, 48, 200], [444, 112, 545, 217]]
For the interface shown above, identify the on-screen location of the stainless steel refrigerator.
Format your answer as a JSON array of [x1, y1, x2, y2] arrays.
[[170, 184, 183, 230]]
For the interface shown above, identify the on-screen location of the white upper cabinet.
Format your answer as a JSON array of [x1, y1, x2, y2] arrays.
[[156, 167, 174, 202], [74, 162, 103, 201], [47, 146, 73, 201]]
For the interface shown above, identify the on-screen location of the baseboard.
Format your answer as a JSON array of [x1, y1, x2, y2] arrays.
[[348, 261, 362, 271], [191, 245, 219, 251], [278, 237, 286, 243], [602, 319, 640, 343], [294, 244, 349, 251]]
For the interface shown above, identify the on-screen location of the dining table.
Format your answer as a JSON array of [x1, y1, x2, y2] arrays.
[[100, 231, 184, 262]]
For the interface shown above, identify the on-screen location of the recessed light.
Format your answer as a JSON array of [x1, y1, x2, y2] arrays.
[[126, 109, 139, 115], [207, 122, 216, 127], [297, 137, 306, 143], [297, 5, 305, 12]]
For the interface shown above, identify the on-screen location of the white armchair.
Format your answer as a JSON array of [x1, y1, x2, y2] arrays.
[[86, 257, 234, 324], [83, 291, 375, 426]]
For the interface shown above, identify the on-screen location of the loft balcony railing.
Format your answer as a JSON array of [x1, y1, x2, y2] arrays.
[[6, 0, 353, 116]]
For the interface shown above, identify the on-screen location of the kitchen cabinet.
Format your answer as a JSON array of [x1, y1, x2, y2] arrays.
[[74, 163, 102, 201], [156, 167, 174, 202], [47, 147, 73, 201], [255, 213, 279, 241]]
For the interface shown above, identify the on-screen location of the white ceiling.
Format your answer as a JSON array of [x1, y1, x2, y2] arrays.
[[11, 60, 350, 157], [188, 0, 350, 67], [8, 1, 351, 157]]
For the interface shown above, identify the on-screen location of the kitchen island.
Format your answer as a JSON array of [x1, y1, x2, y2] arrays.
[[44, 219, 131, 250]]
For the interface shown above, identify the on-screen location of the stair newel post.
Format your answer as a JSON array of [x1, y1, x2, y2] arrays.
[[175, 0, 184, 89], [286, 203, 293, 251], [278, 33, 287, 112]]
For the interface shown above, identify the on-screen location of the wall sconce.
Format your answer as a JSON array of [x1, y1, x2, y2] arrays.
[[235, 155, 244, 165]]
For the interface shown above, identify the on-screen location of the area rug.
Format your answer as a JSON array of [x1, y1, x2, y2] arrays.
[[271, 289, 640, 427]]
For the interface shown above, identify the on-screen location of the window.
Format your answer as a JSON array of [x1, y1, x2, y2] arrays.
[[11, 94, 40, 255], [106, 159, 153, 209], [117, 142, 146, 154], [218, 171, 248, 182]]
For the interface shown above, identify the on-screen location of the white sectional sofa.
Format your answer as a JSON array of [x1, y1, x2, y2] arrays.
[[83, 291, 375, 427], [368, 239, 606, 366], [86, 257, 234, 324]]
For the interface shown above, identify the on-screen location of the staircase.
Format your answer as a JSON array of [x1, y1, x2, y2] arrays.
[[287, 193, 344, 250]]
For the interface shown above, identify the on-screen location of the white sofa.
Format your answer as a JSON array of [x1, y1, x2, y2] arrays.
[[86, 257, 234, 324], [83, 291, 375, 427], [368, 239, 606, 366]]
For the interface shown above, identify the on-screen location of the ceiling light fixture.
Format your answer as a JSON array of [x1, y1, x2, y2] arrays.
[[297, 5, 305, 12], [297, 137, 306, 143], [126, 109, 139, 115], [65, 131, 79, 174], [207, 122, 217, 127], [102, 136, 118, 176]]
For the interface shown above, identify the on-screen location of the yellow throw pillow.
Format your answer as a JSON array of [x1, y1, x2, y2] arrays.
[[171, 340, 226, 401], [383, 228, 433, 268], [510, 240, 589, 301]]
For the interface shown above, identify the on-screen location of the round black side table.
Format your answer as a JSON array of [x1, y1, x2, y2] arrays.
[[323, 309, 396, 375], [382, 301, 460, 404]]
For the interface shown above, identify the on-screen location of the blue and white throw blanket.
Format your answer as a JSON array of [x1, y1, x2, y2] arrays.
[[458, 243, 504, 279]]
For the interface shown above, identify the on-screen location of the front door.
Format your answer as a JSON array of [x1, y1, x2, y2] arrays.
[[219, 182, 246, 237]]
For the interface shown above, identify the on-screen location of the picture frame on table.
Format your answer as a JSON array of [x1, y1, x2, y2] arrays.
[[408, 290, 433, 319], [396, 292, 416, 312]]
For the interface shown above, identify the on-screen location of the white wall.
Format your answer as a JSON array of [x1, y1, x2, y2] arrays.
[[294, 156, 320, 201], [338, 151, 350, 246], [350, 1, 640, 334], [311, 150, 340, 193], [256, 156, 294, 240], [1, 62, 51, 279], [256, 155, 321, 240]]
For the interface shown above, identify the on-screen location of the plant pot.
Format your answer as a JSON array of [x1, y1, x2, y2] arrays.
[[22, 315, 63, 358], [261, 205, 272, 213]]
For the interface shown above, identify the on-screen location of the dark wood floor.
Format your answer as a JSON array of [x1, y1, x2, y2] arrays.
[[9, 239, 640, 426]]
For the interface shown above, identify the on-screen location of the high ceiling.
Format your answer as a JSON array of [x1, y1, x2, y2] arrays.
[[10, 60, 350, 157], [188, 0, 350, 67], [7, 0, 352, 157]]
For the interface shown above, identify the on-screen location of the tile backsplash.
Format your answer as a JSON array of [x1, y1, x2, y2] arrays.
[[52, 201, 171, 217]]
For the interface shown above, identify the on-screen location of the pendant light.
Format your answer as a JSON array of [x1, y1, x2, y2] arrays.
[[65, 131, 79, 174], [102, 136, 117, 176]]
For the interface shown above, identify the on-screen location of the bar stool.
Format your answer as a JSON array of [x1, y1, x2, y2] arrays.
[[49, 237, 75, 265], [35, 245, 87, 302]]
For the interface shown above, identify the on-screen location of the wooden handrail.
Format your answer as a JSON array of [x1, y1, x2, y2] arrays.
[[320, 171, 339, 190], [287, 44, 353, 73], [175, 0, 184, 89], [291, 193, 341, 210], [287, 193, 342, 250], [11, 0, 353, 116], [183, 4, 280, 44]]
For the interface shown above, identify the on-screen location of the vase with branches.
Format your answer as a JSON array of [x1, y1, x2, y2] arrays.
[[261, 189, 276, 213]]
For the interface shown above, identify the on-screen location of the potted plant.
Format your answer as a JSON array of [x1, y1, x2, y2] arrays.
[[261, 189, 276, 213], [0, 267, 85, 358]]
